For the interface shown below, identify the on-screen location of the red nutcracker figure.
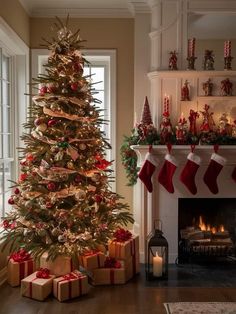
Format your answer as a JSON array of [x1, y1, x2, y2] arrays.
[[220, 78, 233, 96], [176, 113, 188, 144], [168, 51, 178, 70], [200, 104, 215, 132], [181, 80, 190, 101], [188, 109, 199, 135]]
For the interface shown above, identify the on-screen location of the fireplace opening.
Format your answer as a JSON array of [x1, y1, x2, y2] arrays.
[[178, 198, 236, 264]]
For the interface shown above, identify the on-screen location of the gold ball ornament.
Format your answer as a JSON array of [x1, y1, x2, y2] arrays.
[[67, 161, 74, 169], [79, 143, 86, 150], [36, 123, 47, 132]]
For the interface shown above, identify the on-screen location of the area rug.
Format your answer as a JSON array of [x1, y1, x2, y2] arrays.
[[164, 302, 236, 314]]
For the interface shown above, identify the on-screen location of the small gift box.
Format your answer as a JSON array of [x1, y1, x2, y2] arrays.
[[40, 252, 72, 277], [7, 249, 35, 287], [108, 229, 139, 260], [21, 268, 55, 301], [53, 270, 89, 302], [91, 257, 126, 285], [78, 250, 106, 271]]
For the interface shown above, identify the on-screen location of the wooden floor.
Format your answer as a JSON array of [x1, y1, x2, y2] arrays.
[[1, 268, 236, 314]]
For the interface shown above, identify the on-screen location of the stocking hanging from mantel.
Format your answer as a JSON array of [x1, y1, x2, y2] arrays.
[[158, 144, 178, 194], [138, 145, 159, 193], [203, 144, 227, 194], [180, 145, 201, 195]]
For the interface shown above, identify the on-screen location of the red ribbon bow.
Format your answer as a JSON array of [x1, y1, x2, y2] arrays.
[[95, 154, 112, 170], [104, 257, 121, 269], [83, 249, 99, 257], [113, 228, 132, 242], [10, 249, 31, 263], [63, 272, 81, 281], [36, 268, 50, 279]]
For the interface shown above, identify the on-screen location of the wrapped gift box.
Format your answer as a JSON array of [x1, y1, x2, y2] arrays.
[[108, 235, 139, 260], [124, 254, 140, 281], [7, 250, 36, 287], [40, 252, 72, 276], [53, 270, 89, 302], [21, 270, 55, 301], [78, 251, 106, 271], [91, 267, 126, 285]]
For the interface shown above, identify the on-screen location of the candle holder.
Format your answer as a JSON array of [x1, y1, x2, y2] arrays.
[[224, 56, 233, 70], [186, 56, 197, 70], [146, 219, 168, 280]]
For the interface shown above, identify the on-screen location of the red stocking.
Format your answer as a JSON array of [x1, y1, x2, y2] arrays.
[[138, 151, 158, 193], [203, 151, 226, 194], [158, 152, 178, 194], [180, 151, 201, 195]]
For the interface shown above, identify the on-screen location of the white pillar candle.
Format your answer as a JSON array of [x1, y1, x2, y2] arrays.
[[153, 252, 163, 277]]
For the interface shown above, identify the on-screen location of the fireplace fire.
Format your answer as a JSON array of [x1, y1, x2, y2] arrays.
[[178, 198, 236, 263]]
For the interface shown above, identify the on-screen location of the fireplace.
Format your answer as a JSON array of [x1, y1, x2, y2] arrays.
[[178, 198, 236, 263]]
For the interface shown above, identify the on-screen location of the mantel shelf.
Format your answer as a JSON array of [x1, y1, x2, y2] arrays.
[[197, 96, 236, 100], [131, 145, 236, 166], [148, 70, 236, 79]]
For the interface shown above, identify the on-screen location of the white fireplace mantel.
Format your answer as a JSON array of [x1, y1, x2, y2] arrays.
[[131, 144, 236, 263]]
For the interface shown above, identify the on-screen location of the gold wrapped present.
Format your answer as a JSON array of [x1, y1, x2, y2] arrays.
[[7, 249, 36, 287], [92, 267, 126, 285], [78, 251, 106, 271], [53, 270, 89, 302], [40, 252, 72, 276], [21, 269, 55, 301], [108, 235, 139, 260]]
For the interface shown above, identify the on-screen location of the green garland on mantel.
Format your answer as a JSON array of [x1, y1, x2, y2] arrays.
[[121, 129, 236, 186]]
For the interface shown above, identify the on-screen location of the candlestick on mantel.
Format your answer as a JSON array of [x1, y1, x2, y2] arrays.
[[163, 95, 170, 114], [153, 252, 163, 277]]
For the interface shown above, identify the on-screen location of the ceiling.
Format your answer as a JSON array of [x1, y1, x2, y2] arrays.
[[19, 0, 150, 18]]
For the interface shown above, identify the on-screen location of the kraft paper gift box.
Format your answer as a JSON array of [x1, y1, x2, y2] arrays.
[[7, 250, 36, 287], [53, 271, 89, 302], [21, 271, 55, 301], [124, 254, 140, 281], [40, 252, 73, 276], [108, 235, 139, 260], [91, 267, 126, 285], [78, 251, 106, 271]]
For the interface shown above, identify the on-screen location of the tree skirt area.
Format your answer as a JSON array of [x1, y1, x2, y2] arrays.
[[164, 302, 236, 314]]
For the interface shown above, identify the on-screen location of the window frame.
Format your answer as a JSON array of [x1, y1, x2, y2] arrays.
[[0, 17, 29, 218]]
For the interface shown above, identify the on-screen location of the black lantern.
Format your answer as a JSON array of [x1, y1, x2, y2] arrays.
[[146, 219, 168, 280]]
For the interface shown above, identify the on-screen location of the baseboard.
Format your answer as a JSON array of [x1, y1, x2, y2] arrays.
[[0, 266, 7, 286]]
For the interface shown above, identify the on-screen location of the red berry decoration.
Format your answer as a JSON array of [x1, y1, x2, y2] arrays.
[[19, 173, 27, 181], [3, 220, 10, 229], [14, 188, 20, 194], [26, 154, 34, 162], [70, 82, 78, 91], [47, 182, 57, 191], [8, 198, 14, 205], [34, 118, 43, 126], [48, 119, 57, 127]]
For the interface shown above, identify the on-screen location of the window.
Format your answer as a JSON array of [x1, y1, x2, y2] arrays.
[[32, 49, 116, 190], [0, 17, 29, 218]]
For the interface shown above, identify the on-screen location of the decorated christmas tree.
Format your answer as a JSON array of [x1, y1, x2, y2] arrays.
[[1, 18, 133, 261]]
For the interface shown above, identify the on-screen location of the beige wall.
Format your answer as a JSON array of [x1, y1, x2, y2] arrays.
[[0, 0, 30, 46], [30, 18, 134, 212]]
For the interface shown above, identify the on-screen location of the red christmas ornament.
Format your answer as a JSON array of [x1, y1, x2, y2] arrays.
[[8, 198, 14, 205], [71, 82, 79, 91], [39, 86, 47, 95], [74, 175, 82, 183], [46, 202, 53, 209], [14, 188, 20, 194], [47, 119, 57, 127], [47, 84, 57, 93], [34, 118, 43, 126], [19, 173, 27, 181], [73, 63, 83, 73], [26, 154, 34, 162], [47, 182, 57, 191], [3, 220, 10, 229], [94, 194, 103, 203]]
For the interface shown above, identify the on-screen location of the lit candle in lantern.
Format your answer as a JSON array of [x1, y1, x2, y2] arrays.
[[153, 252, 163, 277]]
